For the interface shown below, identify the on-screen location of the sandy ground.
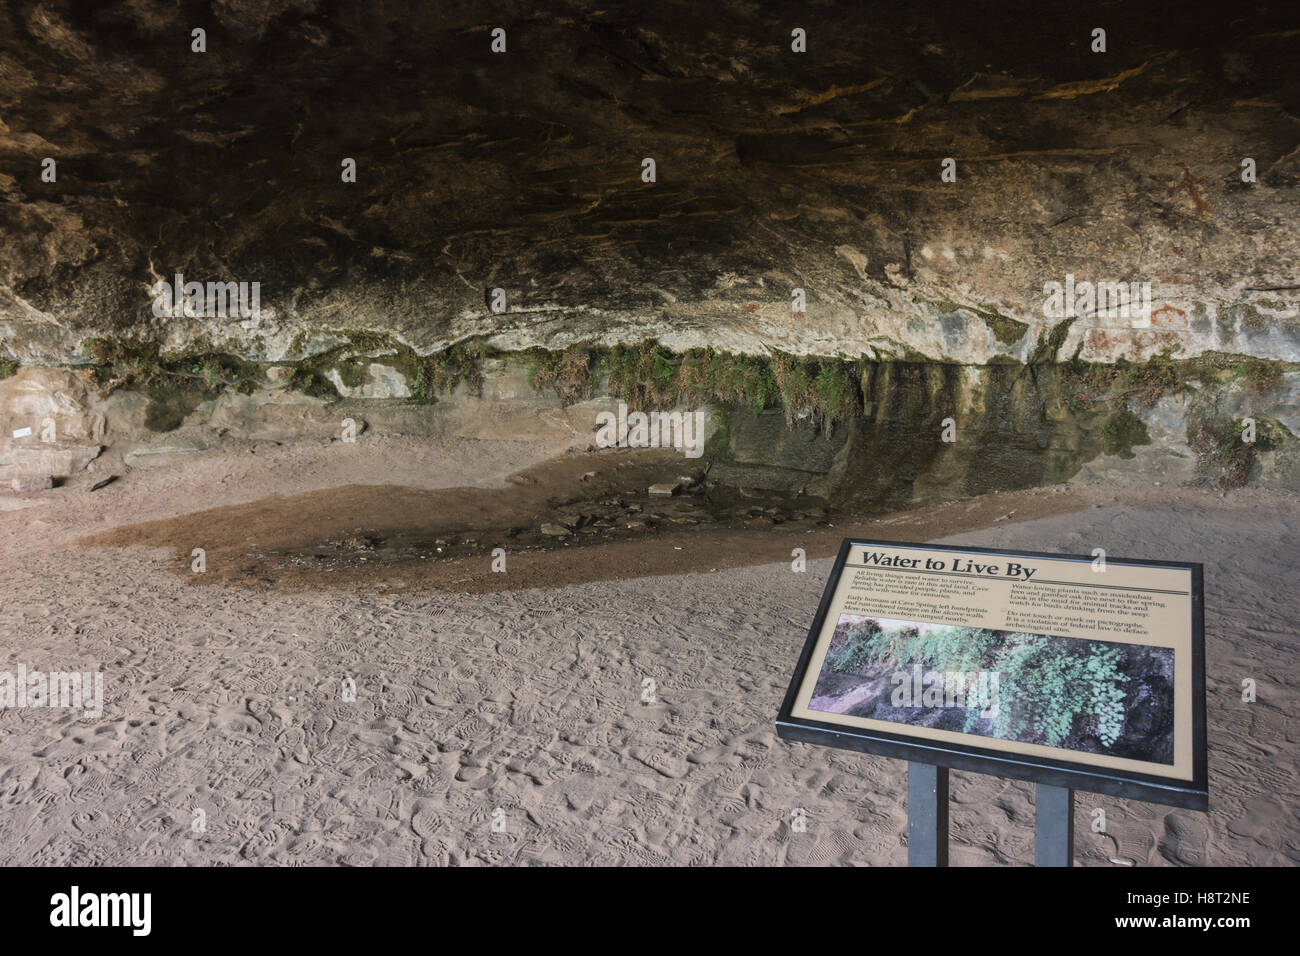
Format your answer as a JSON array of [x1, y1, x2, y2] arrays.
[[0, 434, 1297, 866]]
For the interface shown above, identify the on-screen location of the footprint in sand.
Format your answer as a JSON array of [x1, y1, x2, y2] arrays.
[[410, 804, 445, 840], [70, 808, 109, 835], [1159, 812, 1211, 865], [630, 748, 689, 779]]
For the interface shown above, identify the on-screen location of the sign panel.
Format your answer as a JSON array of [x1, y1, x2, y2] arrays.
[[777, 539, 1207, 810]]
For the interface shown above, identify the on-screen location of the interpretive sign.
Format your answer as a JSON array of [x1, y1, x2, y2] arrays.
[[777, 539, 1208, 810]]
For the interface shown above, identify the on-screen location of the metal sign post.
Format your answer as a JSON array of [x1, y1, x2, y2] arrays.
[[907, 765, 1075, 866], [906, 762, 949, 866], [1034, 784, 1075, 867]]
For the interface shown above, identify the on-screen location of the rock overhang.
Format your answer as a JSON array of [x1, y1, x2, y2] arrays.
[[0, 0, 1298, 367]]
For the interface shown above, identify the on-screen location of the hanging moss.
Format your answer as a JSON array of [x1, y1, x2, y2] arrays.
[[922, 298, 1029, 347], [1116, 355, 1184, 407], [699, 350, 777, 411], [284, 333, 488, 404], [1029, 318, 1076, 365], [982, 312, 1031, 346], [1059, 359, 1119, 413], [579, 341, 859, 436], [287, 350, 344, 399], [334, 356, 372, 389], [67, 333, 1300, 466], [84, 337, 263, 431], [1188, 416, 1261, 489], [529, 343, 594, 406], [601, 341, 684, 409], [1240, 358, 1283, 395]]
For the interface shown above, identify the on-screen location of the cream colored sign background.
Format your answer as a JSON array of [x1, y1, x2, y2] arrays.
[[791, 543, 1194, 781]]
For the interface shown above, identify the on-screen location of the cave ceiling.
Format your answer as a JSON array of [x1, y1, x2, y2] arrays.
[[1, 0, 1298, 364]]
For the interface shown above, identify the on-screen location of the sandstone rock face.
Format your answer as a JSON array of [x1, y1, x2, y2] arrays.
[[0, 367, 103, 478], [1, 2, 1298, 368], [201, 388, 338, 443], [0, 368, 103, 444], [325, 364, 412, 400], [9, 474, 53, 493], [121, 437, 209, 469]]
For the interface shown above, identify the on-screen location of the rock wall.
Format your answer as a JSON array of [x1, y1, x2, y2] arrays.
[[2, 1, 1299, 368], [4, 351, 1296, 501]]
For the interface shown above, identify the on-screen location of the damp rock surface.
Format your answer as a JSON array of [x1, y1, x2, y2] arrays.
[[1, 1, 1298, 366]]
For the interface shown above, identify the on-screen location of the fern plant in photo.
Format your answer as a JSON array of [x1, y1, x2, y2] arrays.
[[819, 619, 1136, 753], [824, 619, 882, 674], [994, 638, 1129, 748]]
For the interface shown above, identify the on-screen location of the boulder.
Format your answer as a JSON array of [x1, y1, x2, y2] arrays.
[[9, 474, 52, 492]]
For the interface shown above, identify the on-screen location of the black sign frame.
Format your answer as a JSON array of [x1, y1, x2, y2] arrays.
[[776, 538, 1208, 811]]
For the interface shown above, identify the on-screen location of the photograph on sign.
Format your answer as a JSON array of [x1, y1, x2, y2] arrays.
[[778, 540, 1207, 808]]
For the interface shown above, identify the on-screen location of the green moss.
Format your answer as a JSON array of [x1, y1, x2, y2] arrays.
[[1235, 304, 1270, 334], [1058, 359, 1117, 413], [0, 357, 17, 379], [530, 343, 594, 406], [701, 350, 777, 411], [771, 351, 814, 414], [334, 357, 372, 389], [84, 337, 263, 430], [1116, 355, 1183, 407], [566, 341, 860, 437], [1240, 358, 1283, 395], [922, 298, 1028, 347], [866, 338, 939, 363], [1101, 409, 1150, 458], [342, 330, 403, 353], [282, 332, 488, 404], [1029, 319, 1075, 365], [602, 342, 685, 409], [983, 313, 1030, 346], [815, 363, 854, 422], [287, 351, 342, 399], [1188, 416, 1263, 489]]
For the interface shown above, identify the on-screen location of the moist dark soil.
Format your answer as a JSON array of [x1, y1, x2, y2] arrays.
[[80, 447, 1089, 593]]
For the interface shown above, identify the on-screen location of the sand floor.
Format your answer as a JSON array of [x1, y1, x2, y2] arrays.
[[0, 436, 1296, 866]]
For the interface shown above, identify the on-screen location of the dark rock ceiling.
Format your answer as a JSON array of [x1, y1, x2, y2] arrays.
[[1, 0, 1298, 363]]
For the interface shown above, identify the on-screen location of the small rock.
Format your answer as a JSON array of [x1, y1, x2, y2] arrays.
[[648, 482, 681, 497], [540, 523, 570, 536], [10, 474, 53, 492], [124, 441, 205, 468]]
